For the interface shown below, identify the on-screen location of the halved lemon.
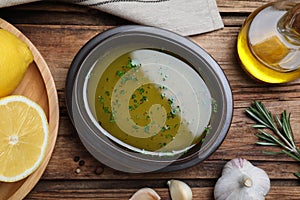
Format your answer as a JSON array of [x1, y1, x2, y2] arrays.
[[0, 95, 48, 182]]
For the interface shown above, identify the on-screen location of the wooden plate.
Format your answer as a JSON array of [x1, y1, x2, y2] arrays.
[[0, 19, 59, 199]]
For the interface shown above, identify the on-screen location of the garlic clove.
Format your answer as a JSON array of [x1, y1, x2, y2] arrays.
[[129, 187, 161, 200], [167, 179, 193, 200]]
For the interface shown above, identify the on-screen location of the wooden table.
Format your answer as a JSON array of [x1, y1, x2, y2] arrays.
[[1, 1, 300, 199]]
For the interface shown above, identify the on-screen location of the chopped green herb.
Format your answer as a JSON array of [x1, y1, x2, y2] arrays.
[[116, 70, 124, 77], [137, 88, 145, 94], [132, 125, 139, 130], [168, 97, 174, 105], [161, 125, 170, 132], [103, 107, 110, 113], [160, 85, 168, 90], [131, 77, 138, 82], [110, 113, 115, 123], [167, 112, 175, 119], [129, 105, 134, 111], [105, 91, 110, 96], [140, 95, 148, 103], [204, 125, 211, 134], [131, 94, 136, 99], [121, 75, 131, 84], [126, 60, 132, 68], [165, 134, 173, 139], [144, 126, 150, 133], [98, 96, 104, 104], [171, 108, 177, 115], [159, 142, 167, 147]]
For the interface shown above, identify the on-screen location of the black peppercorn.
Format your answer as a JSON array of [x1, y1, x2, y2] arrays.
[[79, 160, 85, 166], [73, 156, 80, 162]]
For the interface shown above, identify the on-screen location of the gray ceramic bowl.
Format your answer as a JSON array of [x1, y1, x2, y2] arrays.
[[66, 25, 233, 173]]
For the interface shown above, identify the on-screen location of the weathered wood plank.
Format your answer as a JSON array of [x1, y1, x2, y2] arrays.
[[26, 184, 300, 200]]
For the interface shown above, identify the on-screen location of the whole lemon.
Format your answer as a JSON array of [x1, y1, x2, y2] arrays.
[[0, 29, 33, 97]]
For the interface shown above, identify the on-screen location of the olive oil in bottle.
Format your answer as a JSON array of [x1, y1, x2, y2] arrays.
[[237, 2, 300, 83]]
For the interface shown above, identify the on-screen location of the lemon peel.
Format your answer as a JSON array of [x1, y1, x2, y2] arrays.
[[0, 29, 33, 97]]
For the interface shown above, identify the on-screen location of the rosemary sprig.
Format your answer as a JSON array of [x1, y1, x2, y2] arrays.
[[246, 100, 300, 178]]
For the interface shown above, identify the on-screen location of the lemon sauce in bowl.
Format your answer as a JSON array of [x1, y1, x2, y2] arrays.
[[90, 49, 212, 154]]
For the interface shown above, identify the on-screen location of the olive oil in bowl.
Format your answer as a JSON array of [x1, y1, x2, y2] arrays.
[[91, 49, 212, 155]]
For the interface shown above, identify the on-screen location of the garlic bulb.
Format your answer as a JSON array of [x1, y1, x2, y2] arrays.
[[167, 179, 193, 200], [129, 188, 161, 200], [214, 158, 270, 200]]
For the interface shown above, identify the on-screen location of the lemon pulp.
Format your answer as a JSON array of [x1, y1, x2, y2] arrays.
[[0, 95, 48, 182]]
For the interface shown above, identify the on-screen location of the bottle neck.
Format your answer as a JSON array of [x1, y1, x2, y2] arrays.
[[277, 3, 300, 45]]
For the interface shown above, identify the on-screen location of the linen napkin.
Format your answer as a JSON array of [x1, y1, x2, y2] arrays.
[[0, 0, 224, 36]]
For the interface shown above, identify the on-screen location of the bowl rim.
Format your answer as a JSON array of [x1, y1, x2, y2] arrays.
[[65, 25, 233, 172]]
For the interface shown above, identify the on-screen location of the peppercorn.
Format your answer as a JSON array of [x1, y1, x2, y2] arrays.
[[73, 156, 80, 162], [79, 160, 85, 166]]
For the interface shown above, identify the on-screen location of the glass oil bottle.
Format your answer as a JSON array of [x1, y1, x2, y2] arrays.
[[237, 1, 300, 83]]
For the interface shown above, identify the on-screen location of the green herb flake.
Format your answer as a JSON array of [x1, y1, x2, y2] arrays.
[[160, 85, 168, 90], [103, 107, 110, 113], [116, 70, 124, 77], [141, 95, 148, 102], [98, 96, 104, 104], [144, 126, 150, 133], [110, 113, 115, 123], [137, 88, 145, 94], [204, 125, 211, 135], [159, 142, 167, 147], [120, 90, 125, 95], [168, 97, 174, 105], [165, 134, 173, 139], [171, 108, 177, 115], [105, 91, 110, 97], [161, 125, 170, 132], [132, 125, 139, 130], [129, 105, 134, 111]]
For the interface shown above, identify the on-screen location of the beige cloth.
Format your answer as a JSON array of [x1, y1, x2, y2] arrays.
[[0, 0, 224, 36]]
